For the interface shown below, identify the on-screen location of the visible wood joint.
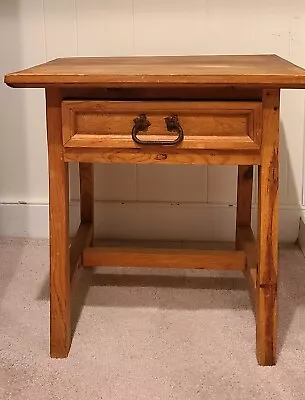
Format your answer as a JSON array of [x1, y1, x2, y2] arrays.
[[258, 283, 277, 289], [236, 226, 257, 310], [70, 222, 94, 289]]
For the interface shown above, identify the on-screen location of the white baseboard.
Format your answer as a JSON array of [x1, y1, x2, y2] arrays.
[[0, 201, 301, 243], [0, 203, 49, 238]]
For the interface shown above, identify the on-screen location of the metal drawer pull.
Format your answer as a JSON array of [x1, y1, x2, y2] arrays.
[[132, 114, 184, 145]]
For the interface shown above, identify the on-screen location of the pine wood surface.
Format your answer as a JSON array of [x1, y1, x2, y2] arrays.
[[5, 54, 305, 88]]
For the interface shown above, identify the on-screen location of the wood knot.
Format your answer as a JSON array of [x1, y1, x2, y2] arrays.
[[155, 153, 168, 160]]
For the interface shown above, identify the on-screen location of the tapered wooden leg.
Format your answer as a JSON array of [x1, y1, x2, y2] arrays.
[[235, 165, 257, 311], [235, 165, 253, 249], [79, 163, 94, 227], [256, 89, 280, 366], [69, 164, 94, 290], [46, 88, 71, 358]]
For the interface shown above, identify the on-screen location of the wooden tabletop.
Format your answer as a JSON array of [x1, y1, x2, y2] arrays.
[[4, 54, 305, 88]]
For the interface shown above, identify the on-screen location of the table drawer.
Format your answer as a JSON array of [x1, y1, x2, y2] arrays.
[[62, 101, 262, 150]]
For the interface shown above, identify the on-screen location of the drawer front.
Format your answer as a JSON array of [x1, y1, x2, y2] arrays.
[[62, 101, 262, 150]]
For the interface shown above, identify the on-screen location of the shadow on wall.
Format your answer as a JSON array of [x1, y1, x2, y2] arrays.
[[279, 90, 305, 240], [0, 1, 28, 235]]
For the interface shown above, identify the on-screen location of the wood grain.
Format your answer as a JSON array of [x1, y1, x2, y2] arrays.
[[235, 161, 254, 300], [64, 148, 261, 165], [46, 88, 71, 358], [67, 135, 260, 151], [62, 100, 262, 151], [83, 243, 246, 271], [256, 284, 277, 364], [5, 55, 290, 364], [5, 55, 305, 88], [256, 89, 280, 366]]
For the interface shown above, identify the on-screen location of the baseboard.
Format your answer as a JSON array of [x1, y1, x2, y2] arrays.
[[0, 201, 301, 242]]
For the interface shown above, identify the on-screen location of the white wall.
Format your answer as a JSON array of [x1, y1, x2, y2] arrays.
[[1, 0, 305, 241]]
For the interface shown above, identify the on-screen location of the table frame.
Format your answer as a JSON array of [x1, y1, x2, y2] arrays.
[[46, 87, 279, 366]]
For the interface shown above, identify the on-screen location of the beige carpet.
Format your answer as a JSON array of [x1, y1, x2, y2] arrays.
[[1, 238, 305, 400]]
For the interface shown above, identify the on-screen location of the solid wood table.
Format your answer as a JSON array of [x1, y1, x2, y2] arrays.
[[5, 55, 305, 365]]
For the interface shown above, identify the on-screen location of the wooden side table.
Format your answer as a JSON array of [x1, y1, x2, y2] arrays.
[[5, 55, 305, 365]]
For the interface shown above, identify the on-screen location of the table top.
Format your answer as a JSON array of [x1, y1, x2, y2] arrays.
[[4, 54, 305, 88]]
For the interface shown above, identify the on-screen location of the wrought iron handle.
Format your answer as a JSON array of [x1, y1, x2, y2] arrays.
[[131, 114, 184, 145]]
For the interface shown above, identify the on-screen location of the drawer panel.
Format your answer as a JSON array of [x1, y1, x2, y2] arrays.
[[62, 101, 262, 150]]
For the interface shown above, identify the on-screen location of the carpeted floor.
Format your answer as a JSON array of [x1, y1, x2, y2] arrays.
[[1, 238, 305, 400]]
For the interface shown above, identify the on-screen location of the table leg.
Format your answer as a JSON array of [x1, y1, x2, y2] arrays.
[[235, 165, 257, 314], [256, 89, 279, 366], [236, 165, 253, 247], [46, 88, 71, 358], [79, 163, 94, 233]]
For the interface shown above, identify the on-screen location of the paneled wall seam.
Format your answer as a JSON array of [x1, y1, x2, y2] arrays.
[[74, 0, 79, 56], [132, 0, 135, 55], [2, 1, 305, 238], [42, 0, 48, 62]]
